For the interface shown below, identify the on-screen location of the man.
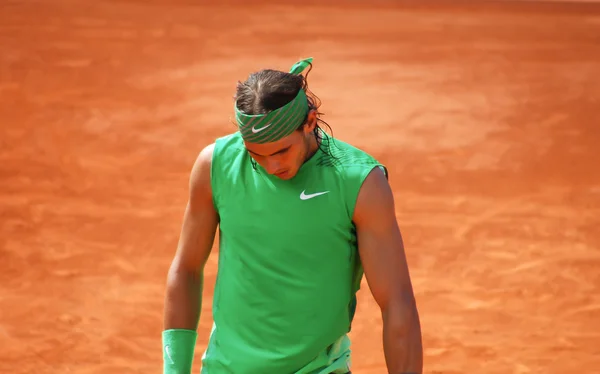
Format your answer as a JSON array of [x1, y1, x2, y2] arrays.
[[162, 57, 423, 374]]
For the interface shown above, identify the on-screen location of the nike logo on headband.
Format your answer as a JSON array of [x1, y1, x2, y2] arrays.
[[251, 123, 272, 133]]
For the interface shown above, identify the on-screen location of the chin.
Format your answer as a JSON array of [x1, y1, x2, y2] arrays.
[[274, 170, 296, 180]]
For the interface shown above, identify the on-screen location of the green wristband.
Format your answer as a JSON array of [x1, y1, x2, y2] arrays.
[[162, 329, 198, 374]]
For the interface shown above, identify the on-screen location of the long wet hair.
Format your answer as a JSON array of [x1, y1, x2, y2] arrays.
[[233, 62, 336, 168]]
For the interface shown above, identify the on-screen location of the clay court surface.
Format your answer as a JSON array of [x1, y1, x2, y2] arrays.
[[2, 0, 600, 372]]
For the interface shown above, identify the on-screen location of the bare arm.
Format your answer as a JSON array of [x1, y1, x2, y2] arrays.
[[163, 143, 219, 330], [353, 167, 423, 374]]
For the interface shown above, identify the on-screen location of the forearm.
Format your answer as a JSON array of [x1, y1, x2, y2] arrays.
[[164, 267, 204, 330], [382, 296, 423, 374], [161, 267, 204, 374]]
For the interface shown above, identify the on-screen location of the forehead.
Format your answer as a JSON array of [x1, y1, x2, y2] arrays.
[[243, 131, 301, 156]]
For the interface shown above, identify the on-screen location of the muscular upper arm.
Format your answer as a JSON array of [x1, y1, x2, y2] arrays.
[[353, 167, 415, 312], [171, 143, 219, 275]]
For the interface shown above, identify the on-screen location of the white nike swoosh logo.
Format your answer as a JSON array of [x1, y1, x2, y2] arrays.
[[251, 123, 272, 133], [300, 190, 330, 200], [165, 345, 175, 364]]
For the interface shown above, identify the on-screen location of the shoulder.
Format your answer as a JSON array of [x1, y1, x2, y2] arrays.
[[190, 130, 243, 190], [189, 142, 216, 197], [213, 132, 245, 154], [357, 166, 391, 203], [319, 135, 387, 176], [318, 134, 388, 217], [210, 132, 245, 169], [197, 132, 247, 206], [321, 135, 388, 184], [353, 166, 394, 225]]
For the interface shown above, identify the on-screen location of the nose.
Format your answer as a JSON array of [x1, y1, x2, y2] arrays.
[[264, 158, 281, 174]]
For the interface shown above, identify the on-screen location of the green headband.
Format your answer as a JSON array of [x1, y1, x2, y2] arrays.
[[234, 57, 313, 144]]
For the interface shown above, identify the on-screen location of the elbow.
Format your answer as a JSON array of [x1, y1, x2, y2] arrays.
[[165, 258, 204, 299], [381, 291, 421, 336], [163, 264, 204, 330], [168, 253, 204, 279], [167, 262, 202, 287]]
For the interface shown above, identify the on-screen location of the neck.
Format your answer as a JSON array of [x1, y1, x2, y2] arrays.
[[303, 131, 321, 163]]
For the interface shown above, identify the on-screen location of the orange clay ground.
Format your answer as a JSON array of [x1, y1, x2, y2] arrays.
[[1, 1, 599, 373]]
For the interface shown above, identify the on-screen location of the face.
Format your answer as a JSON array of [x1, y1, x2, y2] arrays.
[[244, 111, 318, 180]]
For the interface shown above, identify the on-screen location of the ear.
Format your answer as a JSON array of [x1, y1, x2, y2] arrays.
[[303, 110, 318, 134]]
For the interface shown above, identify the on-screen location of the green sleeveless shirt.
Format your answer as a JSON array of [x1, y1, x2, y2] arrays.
[[201, 131, 386, 373]]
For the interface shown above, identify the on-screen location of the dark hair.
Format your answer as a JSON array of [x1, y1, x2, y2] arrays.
[[233, 62, 336, 166]]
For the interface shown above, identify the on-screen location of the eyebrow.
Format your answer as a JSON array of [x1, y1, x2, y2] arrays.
[[247, 146, 291, 157]]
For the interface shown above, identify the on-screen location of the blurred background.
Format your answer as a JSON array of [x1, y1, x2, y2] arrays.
[[1, 0, 599, 373]]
